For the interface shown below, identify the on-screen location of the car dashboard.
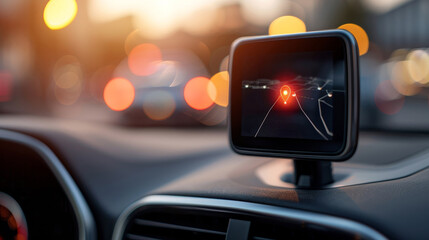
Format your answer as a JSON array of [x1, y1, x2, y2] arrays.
[[1, 116, 429, 240]]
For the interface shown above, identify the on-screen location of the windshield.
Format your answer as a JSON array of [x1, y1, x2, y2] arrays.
[[0, 0, 428, 131]]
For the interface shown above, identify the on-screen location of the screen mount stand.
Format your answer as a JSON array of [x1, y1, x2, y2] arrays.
[[290, 159, 333, 188]]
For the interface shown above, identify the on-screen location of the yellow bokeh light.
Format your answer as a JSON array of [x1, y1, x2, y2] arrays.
[[406, 50, 429, 83], [391, 61, 421, 96], [208, 71, 229, 107], [338, 23, 369, 56], [55, 71, 80, 89], [268, 16, 306, 35], [54, 70, 82, 106], [54, 84, 81, 106], [43, 0, 78, 30]]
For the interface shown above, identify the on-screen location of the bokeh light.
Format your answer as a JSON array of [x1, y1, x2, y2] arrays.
[[0, 72, 12, 102], [43, 0, 78, 30], [52, 56, 83, 106], [54, 74, 82, 106], [338, 23, 369, 56], [208, 71, 229, 107], [103, 77, 135, 111], [268, 16, 306, 35], [391, 61, 421, 96], [55, 71, 80, 89], [54, 85, 81, 106], [184, 76, 214, 110], [406, 50, 429, 84], [390, 48, 409, 60], [128, 43, 162, 76], [142, 90, 176, 121], [375, 80, 405, 115]]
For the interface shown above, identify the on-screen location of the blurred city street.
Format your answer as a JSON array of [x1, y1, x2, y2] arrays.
[[0, 0, 428, 131]]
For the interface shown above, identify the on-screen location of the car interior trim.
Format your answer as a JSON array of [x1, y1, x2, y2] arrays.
[[0, 129, 97, 240], [112, 195, 387, 240], [257, 147, 429, 188]]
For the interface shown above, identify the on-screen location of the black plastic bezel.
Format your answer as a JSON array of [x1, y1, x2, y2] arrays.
[[228, 30, 359, 161]]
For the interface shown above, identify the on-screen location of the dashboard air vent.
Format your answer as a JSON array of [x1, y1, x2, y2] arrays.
[[248, 215, 354, 240], [116, 196, 385, 240], [123, 206, 229, 240]]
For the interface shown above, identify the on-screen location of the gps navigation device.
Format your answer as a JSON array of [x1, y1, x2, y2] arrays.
[[229, 30, 359, 161]]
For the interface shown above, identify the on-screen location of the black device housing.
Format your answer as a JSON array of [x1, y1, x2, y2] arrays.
[[228, 30, 359, 161]]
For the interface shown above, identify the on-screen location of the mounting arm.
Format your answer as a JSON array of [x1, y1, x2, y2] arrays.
[[292, 160, 333, 188]]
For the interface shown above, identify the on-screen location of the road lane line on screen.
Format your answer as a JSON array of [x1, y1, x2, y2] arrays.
[[254, 96, 281, 137], [319, 79, 332, 89], [296, 96, 328, 140], [320, 100, 333, 108], [318, 94, 333, 136]]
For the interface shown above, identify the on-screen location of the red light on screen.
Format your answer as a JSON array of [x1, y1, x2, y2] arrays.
[[280, 85, 292, 104]]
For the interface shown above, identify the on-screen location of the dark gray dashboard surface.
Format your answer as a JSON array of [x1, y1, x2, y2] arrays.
[[1, 116, 429, 240]]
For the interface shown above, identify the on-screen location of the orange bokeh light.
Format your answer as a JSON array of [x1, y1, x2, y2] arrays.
[[269, 16, 306, 35], [128, 43, 162, 76], [184, 76, 214, 110], [208, 71, 229, 107], [338, 23, 369, 56], [103, 77, 135, 111]]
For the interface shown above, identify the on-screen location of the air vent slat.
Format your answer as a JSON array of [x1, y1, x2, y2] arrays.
[[123, 207, 228, 240], [134, 218, 226, 236], [119, 197, 375, 240], [253, 237, 274, 240], [126, 233, 161, 240]]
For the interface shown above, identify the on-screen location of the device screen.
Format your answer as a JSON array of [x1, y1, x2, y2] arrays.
[[241, 51, 337, 141], [230, 34, 354, 156]]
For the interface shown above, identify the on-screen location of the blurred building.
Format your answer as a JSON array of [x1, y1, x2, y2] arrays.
[[372, 0, 429, 53]]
